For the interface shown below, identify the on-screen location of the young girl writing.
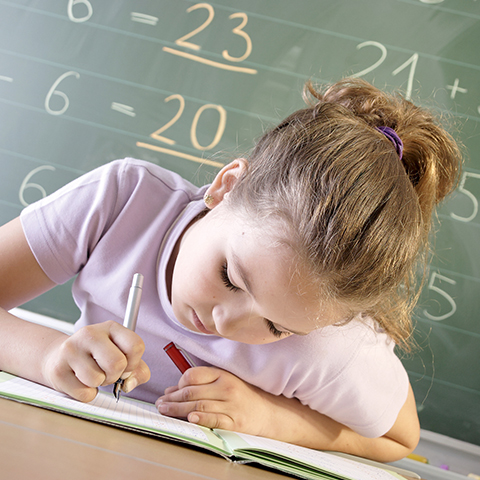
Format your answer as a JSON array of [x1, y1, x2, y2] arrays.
[[0, 78, 461, 462]]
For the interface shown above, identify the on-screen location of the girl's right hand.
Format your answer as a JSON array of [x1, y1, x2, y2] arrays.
[[41, 320, 151, 403]]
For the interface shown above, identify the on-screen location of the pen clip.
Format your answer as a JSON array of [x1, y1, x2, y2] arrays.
[[178, 346, 196, 369], [163, 342, 195, 373]]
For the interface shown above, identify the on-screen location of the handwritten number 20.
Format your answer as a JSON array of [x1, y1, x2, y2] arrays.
[[150, 95, 227, 151]]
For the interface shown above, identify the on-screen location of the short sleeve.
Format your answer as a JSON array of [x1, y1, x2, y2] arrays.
[[20, 160, 129, 284], [276, 319, 409, 438], [20, 158, 197, 285]]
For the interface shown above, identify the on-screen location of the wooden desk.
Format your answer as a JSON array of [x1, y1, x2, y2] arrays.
[[0, 397, 289, 480]]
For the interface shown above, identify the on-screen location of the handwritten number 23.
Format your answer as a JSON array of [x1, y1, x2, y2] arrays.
[[175, 3, 253, 63]]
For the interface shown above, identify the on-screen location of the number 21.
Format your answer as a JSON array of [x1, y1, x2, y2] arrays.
[[351, 41, 418, 100]]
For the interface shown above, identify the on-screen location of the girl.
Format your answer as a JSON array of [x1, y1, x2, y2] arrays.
[[0, 78, 461, 462]]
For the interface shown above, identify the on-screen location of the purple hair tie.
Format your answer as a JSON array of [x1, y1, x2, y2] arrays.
[[376, 126, 403, 161]]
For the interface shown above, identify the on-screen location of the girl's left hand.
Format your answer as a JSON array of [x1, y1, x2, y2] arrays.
[[155, 367, 271, 435]]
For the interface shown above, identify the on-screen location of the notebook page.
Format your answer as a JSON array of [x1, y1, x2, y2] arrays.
[[0, 372, 226, 451], [219, 430, 403, 480]]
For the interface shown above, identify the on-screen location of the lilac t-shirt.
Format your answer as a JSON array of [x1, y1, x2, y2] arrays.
[[20, 158, 409, 438]]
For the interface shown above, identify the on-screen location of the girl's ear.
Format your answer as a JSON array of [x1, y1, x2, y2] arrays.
[[203, 159, 247, 209]]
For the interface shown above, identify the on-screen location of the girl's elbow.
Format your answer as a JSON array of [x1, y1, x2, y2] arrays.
[[401, 420, 420, 457]]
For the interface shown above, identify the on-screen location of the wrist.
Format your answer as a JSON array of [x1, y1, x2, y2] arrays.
[[0, 309, 68, 387], [253, 389, 311, 442], [40, 330, 69, 390], [252, 390, 342, 450], [253, 387, 278, 438]]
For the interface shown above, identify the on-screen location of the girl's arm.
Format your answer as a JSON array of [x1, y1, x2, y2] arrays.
[[251, 379, 420, 463], [156, 366, 420, 463], [0, 217, 57, 310], [0, 218, 150, 401]]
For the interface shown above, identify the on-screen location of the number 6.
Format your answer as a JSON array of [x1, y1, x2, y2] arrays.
[[45, 71, 80, 116], [19, 165, 56, 207]]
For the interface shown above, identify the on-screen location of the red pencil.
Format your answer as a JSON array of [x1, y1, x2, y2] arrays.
[[163, 342, 193, 373]]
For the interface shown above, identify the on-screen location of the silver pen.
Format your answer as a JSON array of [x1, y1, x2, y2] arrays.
[[113, 273, 144, 402]]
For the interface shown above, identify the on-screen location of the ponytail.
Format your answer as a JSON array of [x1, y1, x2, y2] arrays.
[[229, 77, 462, 350]]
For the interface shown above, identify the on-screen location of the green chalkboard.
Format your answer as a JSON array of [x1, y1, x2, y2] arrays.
[[0, 0, 479, 447]]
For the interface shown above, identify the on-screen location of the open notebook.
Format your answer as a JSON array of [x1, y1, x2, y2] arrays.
[[0, 372, 417, 480]]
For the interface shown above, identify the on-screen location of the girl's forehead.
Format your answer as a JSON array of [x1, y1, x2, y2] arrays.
[[224, 218, 351, 328], [228, 230, 322, 322]]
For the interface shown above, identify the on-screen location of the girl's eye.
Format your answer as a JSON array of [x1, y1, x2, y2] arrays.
[[266, 319, 289, 338], [220, 262, 240, 292]]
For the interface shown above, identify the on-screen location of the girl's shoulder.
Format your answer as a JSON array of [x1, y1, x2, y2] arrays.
[[100, 158, 202, 197], [278, 316, 409, 438]]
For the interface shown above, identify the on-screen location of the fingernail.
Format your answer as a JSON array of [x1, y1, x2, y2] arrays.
[[122, 376, 138, 393], [189, 414, 200, 424], [158, 403, 169, 414]]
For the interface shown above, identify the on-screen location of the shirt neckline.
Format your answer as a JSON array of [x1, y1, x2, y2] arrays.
[[156, 198, 211, 335]]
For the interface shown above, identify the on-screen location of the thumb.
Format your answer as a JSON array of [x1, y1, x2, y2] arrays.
[[122, 360, 151, 393]]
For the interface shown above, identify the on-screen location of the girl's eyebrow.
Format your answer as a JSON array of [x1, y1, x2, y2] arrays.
[[231, 253, 309, 336]]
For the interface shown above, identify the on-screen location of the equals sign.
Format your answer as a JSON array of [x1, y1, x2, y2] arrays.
[[131, 12, 159, 26], [111, 102, 136, 117]]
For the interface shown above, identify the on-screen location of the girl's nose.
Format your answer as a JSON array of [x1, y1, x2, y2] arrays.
[[213, 302, 259, 337]]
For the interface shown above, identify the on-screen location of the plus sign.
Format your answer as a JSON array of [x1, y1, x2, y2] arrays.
[[447, 78, 468, 99]]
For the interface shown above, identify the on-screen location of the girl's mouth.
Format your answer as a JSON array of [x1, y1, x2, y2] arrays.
[[192, 310, 215, 335]]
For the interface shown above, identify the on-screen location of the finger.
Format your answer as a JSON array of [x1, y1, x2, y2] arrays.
[[158, 383, 225, 405], [67, 323, 128, 385], [108, 323, 146, 375], [188, 411, 235, 431], [62, 377, 98, 403], [177, 366, 222, 389], [67, 353, 107, 388], [157, 398, 228, 420], [59, 331, 116, 387], [122, 359, 151, 394], [163, 385, 179, 395], [84, 340, 128, 386], [48, 361, 98, 403], [155, 386, 178, 409], [76, 321, 146, 385]]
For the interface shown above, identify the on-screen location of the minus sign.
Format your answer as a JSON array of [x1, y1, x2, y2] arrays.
[[0, 76, 13, 82]]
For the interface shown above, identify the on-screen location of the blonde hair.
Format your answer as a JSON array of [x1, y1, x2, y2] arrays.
[[229, 78, 462, 350]]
